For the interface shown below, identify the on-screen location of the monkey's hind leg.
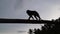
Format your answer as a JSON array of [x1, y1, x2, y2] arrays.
[[38, 16, 41, 20], [39, 17, 41, 20], [34, 16, 38, 20]]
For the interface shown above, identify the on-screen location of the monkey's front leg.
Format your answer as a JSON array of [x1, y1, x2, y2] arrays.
[[31, 16, 34, 20], [28, 16, 34, 20], [28, 16, 31, 20]]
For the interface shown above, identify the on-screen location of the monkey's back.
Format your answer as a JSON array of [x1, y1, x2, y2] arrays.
[[27, 11, 39, 16]]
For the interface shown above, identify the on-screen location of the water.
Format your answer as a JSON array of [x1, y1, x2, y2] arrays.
[[0, 23, 44, 34]]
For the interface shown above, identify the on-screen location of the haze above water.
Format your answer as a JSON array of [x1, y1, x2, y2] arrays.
[[0, 23, 44, 34]]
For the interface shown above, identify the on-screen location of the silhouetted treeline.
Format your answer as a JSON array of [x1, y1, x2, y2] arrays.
[[28, 17, 60, 34], [28, 24, 55, 34], [52, 17, 60, 23]]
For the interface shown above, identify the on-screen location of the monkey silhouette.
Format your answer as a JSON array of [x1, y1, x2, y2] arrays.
[[26, 10, 41, 20]]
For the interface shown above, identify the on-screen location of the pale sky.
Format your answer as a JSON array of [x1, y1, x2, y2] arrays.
[[0, 0, 60, 20]]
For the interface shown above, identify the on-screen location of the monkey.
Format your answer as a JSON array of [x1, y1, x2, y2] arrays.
[[26, 10, 41, 20]]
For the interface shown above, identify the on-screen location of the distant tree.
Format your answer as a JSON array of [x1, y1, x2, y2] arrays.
[[42, 26, 47, 31], [34, 28, 37, 34], [37, 28, 41, 34], [58, 17, 60, 20], [29, 29, 33, 34], [58, 17, 60, 22], [55, 17, 60, 22], [51, 19, 55, 22]]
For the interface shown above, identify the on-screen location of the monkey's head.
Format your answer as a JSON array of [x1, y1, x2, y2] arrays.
[[27, 10, 30, 12], [26, 10, 31, 13]]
